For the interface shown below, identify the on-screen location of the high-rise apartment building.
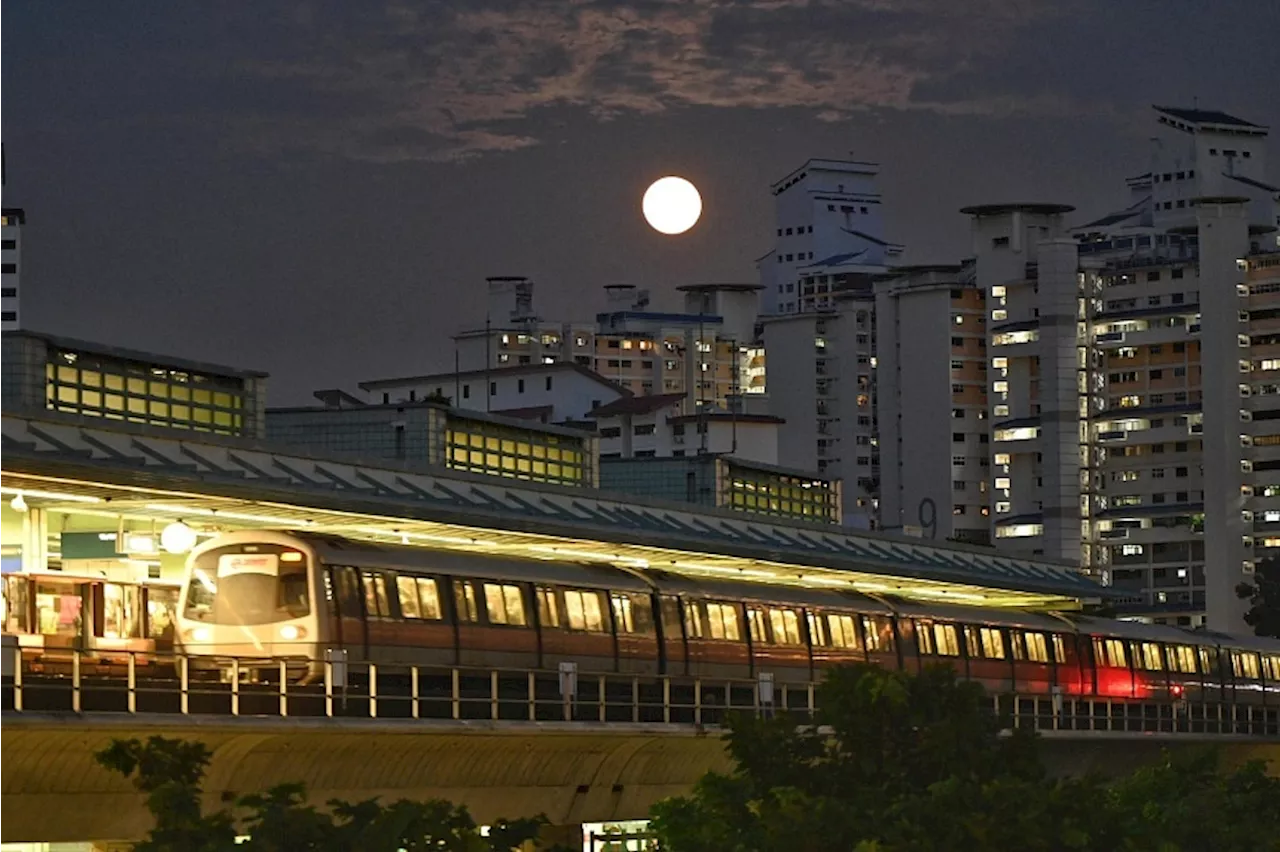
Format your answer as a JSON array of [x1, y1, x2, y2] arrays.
[[761, 288, 879, 528], [875, 264, 991, 543], [2, 207, 24, 331], [452, 278, 761, 411], [757, 159, 902, 316]]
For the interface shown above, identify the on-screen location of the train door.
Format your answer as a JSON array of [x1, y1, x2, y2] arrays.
[[145, 586, 179, 652], [658, 595, 686, 676], [328, 565, 367, 660], [611, 591, 658, 675]]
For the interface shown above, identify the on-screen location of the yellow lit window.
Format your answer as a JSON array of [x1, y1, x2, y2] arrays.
[[484, 583, 526, 626], [564, 589, 605, 632], [706, 602, 741, 641]]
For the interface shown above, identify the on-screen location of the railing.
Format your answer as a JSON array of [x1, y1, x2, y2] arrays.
[[2, 649, 1278, 737], [2, 649, 809, 727]]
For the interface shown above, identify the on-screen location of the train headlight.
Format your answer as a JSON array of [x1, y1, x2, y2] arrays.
[[189, 627, 212, 643], [279, 625, 304, 641]]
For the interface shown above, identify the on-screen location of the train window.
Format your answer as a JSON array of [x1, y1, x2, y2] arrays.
[[1009, 632, 1025, 661], [537, 588, 560, 628], [827, 614, 859, 649], [484, 583, 527, 626], [963, 626, 980, 658], [1263, 655, 1280, 681], [564, 590, 606, 632], [397, 577, 442, 620], [769, 609, 803, 646], [363, 572, 391, 618], [454, 581, 480, 623], [1024, 632, 1049, 663], [979, 627, 1005, 660], [1052, 634, 1069, 665], [103, 583, 143, 639], [1198, 647, 1218, 675], [35, 582, 83, 637], [1231, 651, 1260, 680], [706, 602, 741, 641], [1094, 638, 1127, 668], [3, 576, 30, 633], [331, 567, 361, 617], [863, 616, 894, 653], [146, 587, 179, 640], [917, 621, 935, 655], [807, 612, 829, 646], [660, 597, 682, 638], [1167, 645, 1197, 674], [935, 624, 960, 656], [683, 601, 705, 639], [611, 593, 654, 636], [1138, 642, 1163, 671], [747, 608, 768, 644]]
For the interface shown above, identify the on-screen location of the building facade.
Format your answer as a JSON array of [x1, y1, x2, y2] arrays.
[[1, 330, 268, 438], [599, 455, 841, 525], [590, 393, 782, 466], [2, 208, 23, 332], [875, 264, 992, 544], [757, 159, 903, 316], [451, 278, 762, 410], [356, 362, 627, 425], [267, 403, 599, 489], [761, 292, 878, 528]]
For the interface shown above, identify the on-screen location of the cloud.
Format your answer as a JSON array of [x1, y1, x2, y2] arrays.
[[161, 0, 1273, 162]]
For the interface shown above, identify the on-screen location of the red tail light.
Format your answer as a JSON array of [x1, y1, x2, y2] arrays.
[[1170, 684, 1185, 698]]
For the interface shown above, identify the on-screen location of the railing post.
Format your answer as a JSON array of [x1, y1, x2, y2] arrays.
[[72, 650, 81, 714], [527, 671, 536, 722], [230, 658, 240, 716], [807, 682, 816, 719], [369, 663, 378, 719], [451, 668, 460, 720], [279, 660, 289, 717], [694, 679, 702, 726], [631, 676, 639, 724], [411, 666, 420, 720], [325, 659, 334, 717], [12, 645, 22, 712], [127, 652, 137, 714], [663, 677, 671, 724], [180, 655, 189, 715], [490, 670, 499, 721], [598, 674, 606, 723]]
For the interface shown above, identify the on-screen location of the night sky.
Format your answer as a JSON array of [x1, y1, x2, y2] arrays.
[[4, 1, 1278, 404]]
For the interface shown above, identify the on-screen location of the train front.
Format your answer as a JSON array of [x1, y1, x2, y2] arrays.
[[176, 531, 322, 678]]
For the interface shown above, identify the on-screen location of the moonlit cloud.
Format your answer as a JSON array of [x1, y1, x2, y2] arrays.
[[222, 0, 1070, 162]]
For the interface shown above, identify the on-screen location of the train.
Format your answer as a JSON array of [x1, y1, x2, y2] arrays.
[[174, 531, 1280, 704], [1, 568, 180, 670]]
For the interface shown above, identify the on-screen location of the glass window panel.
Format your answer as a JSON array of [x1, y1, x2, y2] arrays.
[[683, 601, 705, 639], [503, 585, 526, 626], [397, 576, 421, 619], [1025, 632, 1049, 663], [363, 573, 388, 618], [416, 578, 441, 619], [35, 582, 83, 637], [454, 581, 479, 622], [538, 588, 560, 628]]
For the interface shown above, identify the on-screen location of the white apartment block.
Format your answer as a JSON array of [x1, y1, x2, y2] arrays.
[[875, 264, 992, 544], [757, 159, 903, 316], [453, 278, 762, 410], [761, 290, 878, 528], [357, 362, 627, 425], [589, 393, 782, 466], [2, 207, 24, 331]]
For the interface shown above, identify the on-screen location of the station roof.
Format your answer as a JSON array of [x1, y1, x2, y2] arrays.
[[0, 412, 1112, 609]]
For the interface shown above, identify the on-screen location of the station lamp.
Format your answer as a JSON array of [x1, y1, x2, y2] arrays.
[[160, 520, 198, 554]]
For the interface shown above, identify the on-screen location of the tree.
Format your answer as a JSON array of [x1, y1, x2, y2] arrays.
[[424, 390, 453, 406], [97, 736, 563, 852], [650, 663, 1280, 852], [1237, 556, 1280, 638]]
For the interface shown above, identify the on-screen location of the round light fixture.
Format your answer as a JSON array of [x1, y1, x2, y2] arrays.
[[10, 493, 28, 513], [642, 176, 702, 235], [160, 520, 198, 554]]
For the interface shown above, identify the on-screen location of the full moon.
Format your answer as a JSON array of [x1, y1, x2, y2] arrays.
[[642, 176, 702, 235]]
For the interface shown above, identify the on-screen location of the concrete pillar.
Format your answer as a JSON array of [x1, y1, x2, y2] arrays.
[[1196, 197, 1252, 633]]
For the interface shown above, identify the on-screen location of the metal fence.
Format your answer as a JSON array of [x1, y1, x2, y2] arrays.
[[3, 648, 1278, 737]]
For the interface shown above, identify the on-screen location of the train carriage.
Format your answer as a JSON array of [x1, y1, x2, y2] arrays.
[[172, 531, 1280, 711]]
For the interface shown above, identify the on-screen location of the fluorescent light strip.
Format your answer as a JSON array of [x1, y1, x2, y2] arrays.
[[0, 487, 101, 504]]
